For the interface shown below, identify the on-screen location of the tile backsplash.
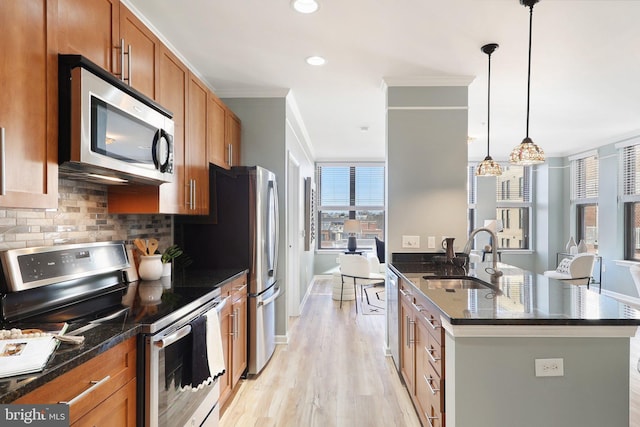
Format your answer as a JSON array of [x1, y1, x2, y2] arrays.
[[0, 179, 172, 252]]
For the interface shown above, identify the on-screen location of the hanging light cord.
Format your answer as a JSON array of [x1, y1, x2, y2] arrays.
[[486, 49, 492, 157], [525, 2, 534, 139]]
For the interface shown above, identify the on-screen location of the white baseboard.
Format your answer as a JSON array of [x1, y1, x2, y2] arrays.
[[275, 334, 289, 345]]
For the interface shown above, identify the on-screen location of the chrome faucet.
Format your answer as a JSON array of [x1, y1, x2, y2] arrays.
[[462, 227, 502, 276]]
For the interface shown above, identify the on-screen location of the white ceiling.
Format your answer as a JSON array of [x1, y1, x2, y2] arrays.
[[127, 0, 640, 162]]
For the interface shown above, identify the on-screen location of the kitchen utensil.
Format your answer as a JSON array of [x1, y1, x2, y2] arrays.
[[147, 238, 159, 255], [134, 238, 148, 255]]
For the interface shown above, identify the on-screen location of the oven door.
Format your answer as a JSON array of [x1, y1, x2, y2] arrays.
[[144, 297, 227, 427]]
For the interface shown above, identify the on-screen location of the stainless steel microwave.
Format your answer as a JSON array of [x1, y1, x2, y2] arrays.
[[59, 55, 174, 185]]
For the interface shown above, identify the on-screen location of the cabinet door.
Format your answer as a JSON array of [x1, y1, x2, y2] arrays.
[[400, 297, 415, 395], [58, 0, 120, 74], [218, 295, 233, 408], [72, 379, 136, 427], [231, 294, 247, 387], [225, 111, 241, 167], [0, 0, 58, 209], [207, 93, 227, 169], [119, 4, 158, 100], [186, 74, 209, 215]]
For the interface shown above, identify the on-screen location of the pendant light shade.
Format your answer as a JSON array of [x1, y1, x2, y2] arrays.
[[476, 43, 502, 177], [509, 0, 545, 166]]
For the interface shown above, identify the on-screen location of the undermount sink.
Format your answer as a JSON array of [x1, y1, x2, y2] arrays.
[[422, 276, 492, 290]]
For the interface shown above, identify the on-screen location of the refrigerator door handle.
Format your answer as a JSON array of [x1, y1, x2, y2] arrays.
[[266, 179, 279, 278], [258, 286, 281, 307]]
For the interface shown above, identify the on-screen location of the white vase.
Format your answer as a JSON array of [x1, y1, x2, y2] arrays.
[[577, 239, 588, 253], [565, 237, 577, 254], [138, 255, 163, 281]]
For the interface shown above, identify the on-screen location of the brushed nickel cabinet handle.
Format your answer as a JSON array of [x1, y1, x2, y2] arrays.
[[0, 127, 5, 195], [426, 414, 439, 427], [424, 374, 440, 394], [227, 143, 232, 166], [60, 375, 111, 406], [426, 345, 441, 363]]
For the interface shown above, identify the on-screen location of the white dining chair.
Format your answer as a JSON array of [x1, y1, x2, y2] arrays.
[[339, 253, 385, 313]]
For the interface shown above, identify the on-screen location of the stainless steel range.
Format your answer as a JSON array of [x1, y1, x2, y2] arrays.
[[0, 241, 228, 427]]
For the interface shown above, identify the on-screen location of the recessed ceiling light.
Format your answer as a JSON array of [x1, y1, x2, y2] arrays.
[[292, 0, 319, 14], [306, 56, 326, 66]]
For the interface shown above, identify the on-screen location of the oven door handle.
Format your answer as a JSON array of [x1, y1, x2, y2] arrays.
[[153, 297, 227, 348], [216, 296, 229, 313], [154, 324, 191, 348]]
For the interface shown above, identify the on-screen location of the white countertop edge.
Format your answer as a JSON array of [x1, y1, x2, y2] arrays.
[[441, 317, 638, 338]]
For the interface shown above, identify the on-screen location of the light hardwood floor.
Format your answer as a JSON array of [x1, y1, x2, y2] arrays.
[[220, 277, 640, 427], [219, 277, 420, 427]]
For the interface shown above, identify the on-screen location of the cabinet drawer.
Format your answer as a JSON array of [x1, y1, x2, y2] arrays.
[[424, 328, 443, 376], [15, 337, 136, 425], [417, 359, 444, 421]]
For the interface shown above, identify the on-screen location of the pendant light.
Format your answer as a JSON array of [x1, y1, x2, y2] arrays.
[[476, 43, 502, 176], [509, 0, 545, 165]]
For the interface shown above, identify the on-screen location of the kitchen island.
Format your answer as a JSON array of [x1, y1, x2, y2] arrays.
[[390, 255, 640, 427]]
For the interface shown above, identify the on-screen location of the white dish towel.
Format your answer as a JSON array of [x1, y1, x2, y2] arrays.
[[205, 306, 226, 381]]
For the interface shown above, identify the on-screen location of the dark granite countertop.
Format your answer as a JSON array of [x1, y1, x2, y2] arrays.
[[390, 254, 640, 326], [0, 322, 139, 404], [0, 268, 245, 403]]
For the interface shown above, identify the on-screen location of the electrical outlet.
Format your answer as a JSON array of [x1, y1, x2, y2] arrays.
[[535, 358, 564, 377], [402, 235, 420, 248], [428, 236, 436, 249]]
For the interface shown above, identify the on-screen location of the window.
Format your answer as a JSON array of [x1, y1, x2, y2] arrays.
[[571, 152, 599, 253], [620, 142, 640, 260], [468, 163, 532, 250], [316, 163, 385, 250], [467, 165, 477, 236], [495, 164, 532, 250]]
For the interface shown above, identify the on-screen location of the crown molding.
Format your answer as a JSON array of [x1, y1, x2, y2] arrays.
[[382, 75, 476, 88], [214, 88, 291, 98]]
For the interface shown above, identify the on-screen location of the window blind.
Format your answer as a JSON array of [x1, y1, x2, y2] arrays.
[[571, 155, 599, 201], [316, 163, 384, 209], [621, 144, 640, 201], [467, 165, 477, 205]]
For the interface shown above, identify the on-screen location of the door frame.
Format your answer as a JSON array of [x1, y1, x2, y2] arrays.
[[287, 151, 301, 317]]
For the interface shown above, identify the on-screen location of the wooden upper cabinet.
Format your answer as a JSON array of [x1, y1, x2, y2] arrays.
[[225, 110, 241, 168], [187, 74, 210, 215], [58, 0, 158, 100], [119, 4, 159, 100], [207, 93, 227, 168], [0, 0, 58, 209], [58, 0, 120, 73]]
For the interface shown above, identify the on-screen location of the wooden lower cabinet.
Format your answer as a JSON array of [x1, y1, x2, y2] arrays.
[[219, 274, 248, 412], [14, 337, 137, 426], [399, 278, 446, 427]]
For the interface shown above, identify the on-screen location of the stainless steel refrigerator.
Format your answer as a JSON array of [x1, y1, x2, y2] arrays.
[[177, 165, 280, 375]]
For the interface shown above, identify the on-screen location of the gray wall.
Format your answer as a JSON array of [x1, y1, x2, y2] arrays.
[[222, 96, 316, 337], [387, 86, 469, 255], [447, 334, 629, 427]]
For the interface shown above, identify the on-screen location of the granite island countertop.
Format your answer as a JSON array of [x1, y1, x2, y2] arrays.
[[390, 259, 640, 328]]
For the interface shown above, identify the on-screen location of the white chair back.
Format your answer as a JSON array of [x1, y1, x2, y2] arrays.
[[339, 254, 371, 278], [569, 253, 596, 279]]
